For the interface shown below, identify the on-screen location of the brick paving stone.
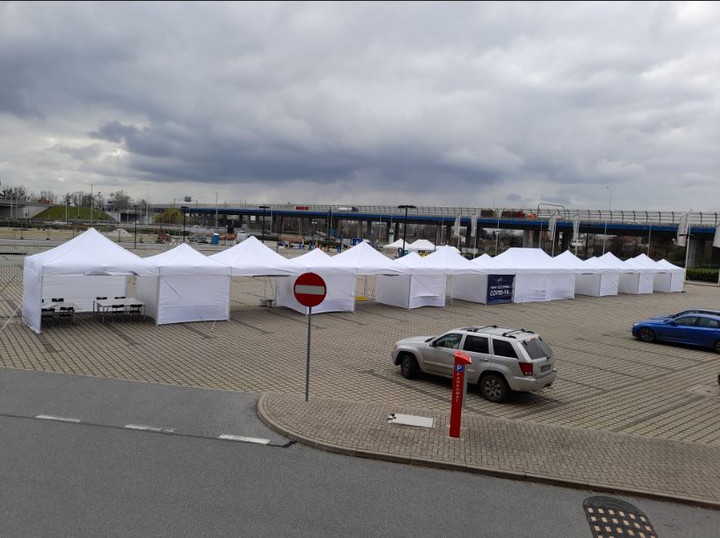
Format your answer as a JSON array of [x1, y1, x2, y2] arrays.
[[258, 392, 720, 506]]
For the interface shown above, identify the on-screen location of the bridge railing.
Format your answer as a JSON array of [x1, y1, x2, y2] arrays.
[[165, 202, 720, 229]]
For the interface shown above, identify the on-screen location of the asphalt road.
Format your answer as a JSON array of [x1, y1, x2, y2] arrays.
[[0, 370, 717, 537]]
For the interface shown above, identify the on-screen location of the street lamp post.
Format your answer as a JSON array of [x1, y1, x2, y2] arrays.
[[397, 205, 417, 256], [181, 206, 188, 243], [134, 205, 138, 249], [602, 186, 613, 255], [259, 205, 270, 244]]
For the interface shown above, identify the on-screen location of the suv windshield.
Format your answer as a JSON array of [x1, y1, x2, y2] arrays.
[[522, 338, 553, 360]]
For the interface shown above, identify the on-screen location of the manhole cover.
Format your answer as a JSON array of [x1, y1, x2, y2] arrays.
[[583, 496, 657, 538]]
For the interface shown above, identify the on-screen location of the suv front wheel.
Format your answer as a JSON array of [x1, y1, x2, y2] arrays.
[[399, 353, 420, 379], [479, 373, 509, 403]]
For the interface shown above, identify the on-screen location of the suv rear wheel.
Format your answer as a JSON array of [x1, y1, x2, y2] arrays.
[[399, 353, 420, 379], [479, 373, 509, 403]]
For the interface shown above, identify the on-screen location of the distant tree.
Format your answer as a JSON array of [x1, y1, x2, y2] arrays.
[[0, 184, 29, 201], [109, 190, 132, 210], [156, 207, 183, 225]]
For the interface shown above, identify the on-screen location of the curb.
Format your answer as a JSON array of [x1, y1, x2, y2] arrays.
[[256, 393, 720, 511]]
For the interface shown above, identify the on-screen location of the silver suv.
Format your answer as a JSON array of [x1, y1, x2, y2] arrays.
[[392, 325, 556, 403]]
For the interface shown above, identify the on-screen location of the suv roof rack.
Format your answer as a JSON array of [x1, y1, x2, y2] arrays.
[[501, 328, 534, 338], [468, 325, 498, 332]]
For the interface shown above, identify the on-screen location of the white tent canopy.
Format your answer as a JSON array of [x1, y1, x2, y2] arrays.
[[626, 253, 682, 293], [137, 243, 231, 325], [376, 252, 446, 309], [210, 235, 298, 276], [656, 259, 685, 292], [596, 252, 653, 294], [488, 248, 576, 303], [554, 250, 617, 297], [382, 239, 407, 251], [333, 241, 404, 275], [407, 239, 436, 253], [277, 249, 356, 314], [22, 228, 157, 333]]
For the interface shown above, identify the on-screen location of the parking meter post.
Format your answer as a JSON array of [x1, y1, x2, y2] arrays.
[[305, 306, 312, 402], [450, 351, 472, 438]]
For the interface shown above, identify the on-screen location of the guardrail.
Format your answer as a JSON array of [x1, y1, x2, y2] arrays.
[[201, 204, 720, 228], [3, 201, 719, 229]]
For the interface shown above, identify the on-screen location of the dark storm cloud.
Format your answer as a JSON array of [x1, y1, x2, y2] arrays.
[[1, 1, 719, 208]]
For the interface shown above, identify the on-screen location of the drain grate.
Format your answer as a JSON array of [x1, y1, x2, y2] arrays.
[[583, 496, 657, 538]]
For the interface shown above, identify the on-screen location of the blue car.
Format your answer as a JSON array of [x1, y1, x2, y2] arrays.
[[632, 313, 720, 353]]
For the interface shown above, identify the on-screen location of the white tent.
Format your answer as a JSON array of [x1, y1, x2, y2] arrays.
[[657, 259, 685, 292], [276, 249, 356, 314], [22, 228, 157, 333], [488, 248, 576, 303], [375, 252, 446, 309], [424, 247, 488, 304], [626, 254, 682, 293], [333, 241, 403, 275], [333, 241, 404, 300], [408, 239, 436, 253], [382, 239, 407, 252], [554, 250, 617, 297], [137, 244, 231, 325], [210, 235, 298, 276], [596, 252, 653, 294]]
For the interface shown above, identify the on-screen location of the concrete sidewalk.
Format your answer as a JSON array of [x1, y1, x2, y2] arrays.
[[258, 392, 720, 509]]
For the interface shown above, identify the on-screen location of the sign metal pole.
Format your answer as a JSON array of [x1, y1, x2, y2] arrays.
[[306, 306, 312, 402]]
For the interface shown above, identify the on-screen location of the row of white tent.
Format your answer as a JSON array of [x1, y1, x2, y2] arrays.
[[382, 238, 437, 252], [22, 228, 684, 333]]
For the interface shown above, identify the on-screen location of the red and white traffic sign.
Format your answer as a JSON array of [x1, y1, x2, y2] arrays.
[[293, 272, 326, 307]]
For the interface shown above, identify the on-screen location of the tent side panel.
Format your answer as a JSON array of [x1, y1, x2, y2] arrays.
[[136, 276, 159, 323], [22, 262, 42, 334], [408, 274, 446, 309], [451, 274, 488, 304], [669, 271, 684, 292], [575, 273, 601, 297], [375, 275, 411, 309], [155, 275, 231, 324], [618, 273, 641, 294], [546, 273, 575, 301], [637, 273, 654, 294], [276, 273, 355, 314], [652, 273, 672, 293], [512, 274, 548, 303], [313, 274, 356, 314], [599, 273, 620, 296]]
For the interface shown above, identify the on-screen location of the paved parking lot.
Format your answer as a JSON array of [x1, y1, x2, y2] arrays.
[[1, 257, 719, 446]]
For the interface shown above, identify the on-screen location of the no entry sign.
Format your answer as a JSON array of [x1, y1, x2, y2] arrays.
[[293, 272, 326, 308]]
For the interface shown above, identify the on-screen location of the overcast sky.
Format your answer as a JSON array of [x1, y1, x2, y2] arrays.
[[1, 1, 719, 210]]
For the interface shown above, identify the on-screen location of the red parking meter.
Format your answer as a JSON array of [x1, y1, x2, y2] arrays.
[[450, 351, 472, 438]]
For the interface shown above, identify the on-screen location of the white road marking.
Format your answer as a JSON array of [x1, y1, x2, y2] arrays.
[[218, 434, 271, 445], [36, 414, 81, 423], [124, 424, 175, 433]]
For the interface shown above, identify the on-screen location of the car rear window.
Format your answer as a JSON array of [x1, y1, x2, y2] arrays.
[[492, 339, 518, 358], [522, 338, 553, 360]]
